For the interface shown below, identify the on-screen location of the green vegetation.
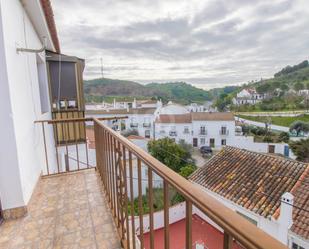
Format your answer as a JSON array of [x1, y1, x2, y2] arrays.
[[128, 187, 184, 215], [147, 138, 195, 173], [241, 124, 289, 143], [289, 121, 309, 136], [84, 78, 211, 105], [289, 138, 309, 163], [237, 114, 309, 127], [216, 60, 309, 112], [127, 138, 198, 215]]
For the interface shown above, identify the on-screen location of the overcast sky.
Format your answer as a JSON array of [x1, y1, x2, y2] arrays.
[[52, 0, 309, 89]]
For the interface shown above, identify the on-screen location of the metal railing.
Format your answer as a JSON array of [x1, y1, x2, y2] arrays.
[[143, 123, 151, 128], [35, 116, 127, 176], [93, 118, 287, 249]]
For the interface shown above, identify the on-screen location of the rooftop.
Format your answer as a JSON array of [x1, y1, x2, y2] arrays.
[[143, 214, 244, 249], [155, 112, 234, 123], [189, 146, 309, 238], [86, 107, 157, 115], [0, 169, 121, 249]]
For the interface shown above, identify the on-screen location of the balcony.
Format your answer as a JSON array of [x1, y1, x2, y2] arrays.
[[169, 131, 177, 136], [143, 123, 151, 128], [219, 129, 229, 136], [0, 117, 287, 249], [130, 123, 138, 128]]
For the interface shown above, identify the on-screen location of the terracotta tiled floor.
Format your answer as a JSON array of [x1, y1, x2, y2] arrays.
[[0, 169, 122, 249]]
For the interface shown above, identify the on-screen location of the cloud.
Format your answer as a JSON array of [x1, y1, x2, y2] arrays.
[[52, 0, 309, 89]]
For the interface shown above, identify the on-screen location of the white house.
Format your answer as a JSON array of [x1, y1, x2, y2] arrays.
[[0, 0, 60, 218], [189, 146, 309, 249], [233, 88, 265, 105], [86, 107, 157, 139], [155, 112, 236, 149]]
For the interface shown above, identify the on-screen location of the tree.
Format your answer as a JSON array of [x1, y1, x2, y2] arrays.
[[179, 164, 197, 179], [289, 121, 309, 136], [278, 132, 290, 143], [147, 138, 192, 173], [289, 138, 309, 162], [294, 82, 304, 91]]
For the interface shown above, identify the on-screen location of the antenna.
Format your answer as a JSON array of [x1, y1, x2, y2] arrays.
[[100, 57, 104, 79]]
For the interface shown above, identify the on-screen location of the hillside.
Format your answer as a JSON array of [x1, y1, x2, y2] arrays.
[[215, 60, 309, 111], [84, 78, 211, 104]]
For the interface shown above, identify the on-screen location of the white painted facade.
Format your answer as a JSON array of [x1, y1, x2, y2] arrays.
[[233, 88, 265, 105], [155, 119, 236, 149], [0, 0, 57, 210]]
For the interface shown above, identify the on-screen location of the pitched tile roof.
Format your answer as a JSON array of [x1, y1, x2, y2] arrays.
[[191, 112, 234, 121], [86, 108, 157, 115], [40, 0, 60, 52], [155, 114, 192, 123], [189, 146, 308, 220], [289, 168, 309, 239], [155, 112, 234, 123]]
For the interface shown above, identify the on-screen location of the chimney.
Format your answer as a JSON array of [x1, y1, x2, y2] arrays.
[[278, 192, 294, 244], [279, 192, 294, 228], [132, 98, 137, 108]]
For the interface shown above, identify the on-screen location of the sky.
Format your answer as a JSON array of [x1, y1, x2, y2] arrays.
[[52, 0, 309, 90]]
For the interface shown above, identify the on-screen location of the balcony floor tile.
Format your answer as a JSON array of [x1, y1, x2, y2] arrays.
[[0, 169, 122, 249]]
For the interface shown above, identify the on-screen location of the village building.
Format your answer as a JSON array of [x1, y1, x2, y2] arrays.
[[233, 88, 265, 105]]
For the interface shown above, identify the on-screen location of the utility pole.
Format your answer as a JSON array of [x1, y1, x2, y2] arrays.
[[100, 57, 104, 79]]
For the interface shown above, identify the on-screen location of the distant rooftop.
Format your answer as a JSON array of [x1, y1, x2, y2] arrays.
[[142, 214, 244, 249], [155, 112, 234, 123]]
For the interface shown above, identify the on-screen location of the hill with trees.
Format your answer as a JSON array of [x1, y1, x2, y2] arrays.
[[84, 78, 211, 104], [214, 60, 309, 111]]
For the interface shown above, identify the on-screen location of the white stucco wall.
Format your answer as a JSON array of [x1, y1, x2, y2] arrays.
[[232, 136, 296, 159], [0, 0, 56, 209], [193, 184, 291, 246]]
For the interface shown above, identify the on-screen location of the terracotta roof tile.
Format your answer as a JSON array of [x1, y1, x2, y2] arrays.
[[155, 112, 234, 123], [189, 146, 308, 221], [191, 112, 234, 121], [86, 108, 156, 115], [155, 114, 192, 123], [290, 167, 309, 239], [40, 0, 60, 52]]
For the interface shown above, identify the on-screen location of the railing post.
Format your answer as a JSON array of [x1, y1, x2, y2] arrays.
[[164, 181, 169, 249], [129, 151, 136, 249], [186, 200, 192, 249], [223, 232, 233, 249], [148, 168, 154, 249], [137, 158, 144, 249], [41, 122, 49, 175]]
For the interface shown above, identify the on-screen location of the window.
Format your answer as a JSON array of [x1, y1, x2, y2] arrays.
[[145, 130, 151, 138], [221, 126, 227, 135], [184, 126, 189, 134], [210, 138, 215, 148], [221, 139, 226, 145], [268, 145, 275, 153], [200, 126, 206, 135], [200, 138, 205, 145]]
